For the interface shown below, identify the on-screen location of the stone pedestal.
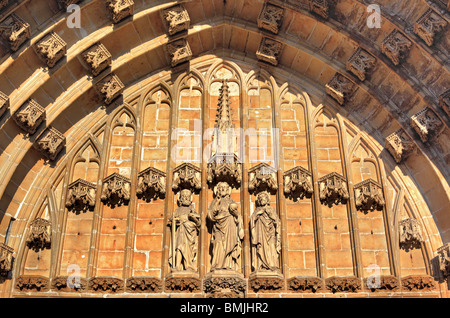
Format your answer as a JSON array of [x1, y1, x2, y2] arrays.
[[165, 271, 201, 293], [249, 271, 284, 293], [203, 270, 246, 298]]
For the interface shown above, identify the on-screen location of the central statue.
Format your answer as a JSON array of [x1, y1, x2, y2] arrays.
[[207, 182, 244, 271]]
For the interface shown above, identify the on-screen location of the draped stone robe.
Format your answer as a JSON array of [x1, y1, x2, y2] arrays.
[[207, 196, 244, 271]]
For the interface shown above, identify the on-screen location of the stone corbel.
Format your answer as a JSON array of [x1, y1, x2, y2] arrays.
[[256, 37, 283, 66], [411, 107, 444, 143], [283, 166, 313, 201], [101, 173, 131, 206], [399, 218, 424, 250], [82, 43, 112, 76], [89, 277, 124, 293], [95, 73, 125, 105], [0, 243, 14, 277], [354, 178, 385, 212], [257, 3, 284, 34], [0, 13, 31, 51], [318, 172, 349, 206], [381, 29, 412, 66], [325, 276, 361, 293], [12, 99, 46, 135], [136, 167, 166, 201], [34, 126, 66, 161], [126, 276, 163, 293], [172, 163, 201, 194], [16, 275, 49, 292], [56, 0, 81, 9], [0, 91, 9, 118], [26, 218, 51, 251], [207, 153, 242, 189], [325, 73, 356, 105], [385, 129, 415, 163], [167, 38, 192, 67], [437, 243, 450, 279], [346, 47, 376, 81], [309, 0, 330, 19], [162, 4, 190, 35], [248, 163, 278, 195], [439, 89, 450, 117], [106, 0, 134, 24], [34, 31, 67, 68], [414, 8, 447, 46], [65, 179, 97, 212]]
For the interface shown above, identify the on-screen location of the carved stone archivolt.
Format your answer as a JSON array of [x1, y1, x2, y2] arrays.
[[325, 73, 356, 105], [165, 274, 201, 293], [325, 276, 361, 293], [26, 218, 51, 251], [136, 167, 166, 201], [318, 172, 349, 206], [16, 275, 49, 292], [126, 277, 163, 293], [52, 276, 87, 292], [385, 129, 415, 163], [162, 4, 190, 35], [0, 91, 9, 118], [172, 163, 201, 194], [34, 126, 66, 161], [249, 274, 284, 293], [354, 179, 385, 212], [381, 29, 412, 65], [309, 0, 330, 19], [203, 271, 246, 298], [401, 275, 436, 292], [82, 43, 112, 76], [100, 172, 131, 207], [346, 47, 376, 81], [12, 99, 46, 135], [399, 218, 424, 251], [439, 89, 450, 117], [65, 179, 97, 212], [363, 275, 400, 293], [248, 163, 278, 195], [168, 189, 201, 272], [283, 166, 313, 201], [95, 73, 125, 105], [167, 38, 192, 67], [256, 37, 283, 66], [89, 277, 124, 293], [437, 243, 450, 279], [0, 243, 13, 276], [0, 13, 30, 51], [414, 8, 447, 46], [257, 3, 284, 34], [106, 0, 134, 24], [287, 276, 324, 293], [411, 107, 444, 143], [34, 31, 67, 68]]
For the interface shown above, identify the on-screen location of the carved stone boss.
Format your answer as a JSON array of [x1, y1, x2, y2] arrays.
[[354, 179, 385, 212], [34, 126, 66, 161], [0, 91, 9, 118], [101, 172, 131, 206], [106, 0, 134, 24], [95, 73, 125, 105], [136, 166, 166, 200], [318, 172, 350, 206], [399, 218, 424, 249], [346, 47, 376, 81], [12, 99, 46, 135], [257, 3, 284, 34], [0, 13, 30, 51], [326, 73, 356, 105], [437, 243, 450, 279], [410, 107, 444, 143], [385, 129, 414, 163], [162, 4, 190, 35], [256, 37, 283, 66], [414, 9, 447, 46], [167, 38, 192, 67], [82, 43, 112, 76], [283, 166, 314, 201], [381, 29, 412, 66], [0, 243, 14, 276], [26, 218, 51, 251], [66, 179, 97, 212], [34, 31, 67, 68]]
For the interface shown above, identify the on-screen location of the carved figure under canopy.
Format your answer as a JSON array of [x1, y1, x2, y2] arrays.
[[168, 189, 201, 272], [250, 191, 281, 272], [207, 182, 244, 272]]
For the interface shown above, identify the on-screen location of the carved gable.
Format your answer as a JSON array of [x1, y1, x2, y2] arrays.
[[34, 32, 67, 68], [34, 126, 66, 161], [411, 107, 444, 142], [414, 8, 447, 46], [12, 99, 46, 135], [385, 129, 415, 163], [162, 4, 190, 35], [257, 3, 284, 34], [256, 37, 283, 66], [381, 29, 412, 65], [0, 13, 30, 51]]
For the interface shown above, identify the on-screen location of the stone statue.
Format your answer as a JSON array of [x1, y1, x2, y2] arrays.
[[168, 189, 201, 272], [250, 191, 281, 272], [207, 182, 244, 271]]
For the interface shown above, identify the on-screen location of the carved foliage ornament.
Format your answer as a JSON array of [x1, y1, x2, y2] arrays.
[[16, 276, 49, 292], [256, 37, 283, 66], [249, 276, 284, 293], [126, 277, 163, 293], [399, 218, 424, 250], [65, 179, 97, 212], [288, 276, 323, 293], [95, 73, 125, 105], [257, 3, 284, 34], [34, 31, 67, 68], [82, 43, 112, 76], [325, 276, 361, 293], [26, 218, 51, 251], [411, 107, 444, 143], [437, 243, 450, 279], [165, 276, 201, 293], [89, 277, 124, 293], [325, 73, 356, 105], [53, 276, 87, 292], [101, 173, 131, 206], [0, 243, 13, 276], [309, 0, 330, 19], [12, 99, 46, 135], [414, 8, 447, 46], [346, 47, 376, 81], [354, 179, 385, 212], [172, 163, 201, 194], [106, 0, 134, 24], [162, 4, 190, 35], [167, 38, 192, 67], [203, 274, 246, 298], [283, 166, 313, 201], [385, 129, 414, 163], [381, 29, 412, 66], [34, 126, 66, 161], [0, 91, 9, 118], [401, 275, 435, 291], [363, 276, 400, 292], [137, 167, 166, 201], [0, 13, 30, 51], [318, 172, 349, 206], [248, 163, 278, 195]]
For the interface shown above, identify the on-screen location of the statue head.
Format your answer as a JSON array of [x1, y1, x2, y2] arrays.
[[215, 182, 231, 198], [178, 189, 193, 207], [256, 191, 270, 207]]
